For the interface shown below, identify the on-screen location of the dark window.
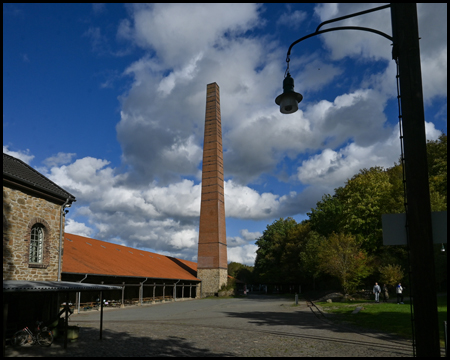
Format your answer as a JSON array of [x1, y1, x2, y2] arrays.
[[29, 224, 44, 263]]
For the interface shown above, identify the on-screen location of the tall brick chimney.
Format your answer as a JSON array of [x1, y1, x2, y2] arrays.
[[197, 83, 227, 297]]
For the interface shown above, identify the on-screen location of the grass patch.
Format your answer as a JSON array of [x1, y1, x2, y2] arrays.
[[317, 295, 447, 347]]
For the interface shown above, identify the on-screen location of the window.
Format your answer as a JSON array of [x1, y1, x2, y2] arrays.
[[29, 224, 44, 263]]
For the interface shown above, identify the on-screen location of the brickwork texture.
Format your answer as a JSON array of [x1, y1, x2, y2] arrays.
[[197, 83, 227, 296], [3, 186, 63, 281]]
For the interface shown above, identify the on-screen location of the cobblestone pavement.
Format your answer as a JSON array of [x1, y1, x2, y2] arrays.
[[6, 295, 414, 357]]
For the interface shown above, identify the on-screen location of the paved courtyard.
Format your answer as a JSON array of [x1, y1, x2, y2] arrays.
[[6, 295, 414, 357]]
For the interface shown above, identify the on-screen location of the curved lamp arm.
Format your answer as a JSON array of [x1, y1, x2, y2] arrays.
[[286, 26, 393, 60], [285, 4, 393, 66]]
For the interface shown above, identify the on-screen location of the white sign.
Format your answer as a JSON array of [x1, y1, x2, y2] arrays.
[[382, 211, 447, 245]]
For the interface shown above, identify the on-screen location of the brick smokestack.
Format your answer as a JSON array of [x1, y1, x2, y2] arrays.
[[197, 83, 227, 297]]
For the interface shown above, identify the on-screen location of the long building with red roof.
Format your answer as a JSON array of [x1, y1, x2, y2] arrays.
[[61, 233, 201, 305]]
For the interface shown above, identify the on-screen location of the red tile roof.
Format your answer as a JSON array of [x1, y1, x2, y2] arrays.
[[62, 233, 199, 281]]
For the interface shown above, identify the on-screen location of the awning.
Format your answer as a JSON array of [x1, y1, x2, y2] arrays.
[[3, 280, 121, 353], [3, 280, 121, 293]]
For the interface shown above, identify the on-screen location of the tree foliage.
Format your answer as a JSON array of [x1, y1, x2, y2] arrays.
[[253, 133, 446, 292], [317, 232, 372, 294], [427, 133, 447, 203], [228, 262, 254, 283], [378, 264, 404, 287]]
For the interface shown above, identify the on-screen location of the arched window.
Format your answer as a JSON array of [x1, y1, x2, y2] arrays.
[[29, 224, 44, 263]]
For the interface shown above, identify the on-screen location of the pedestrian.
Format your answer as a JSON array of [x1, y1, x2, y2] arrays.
[[396, 283, 404, 304], [382, 284, 389, 302], [373, 282, 381, 303]]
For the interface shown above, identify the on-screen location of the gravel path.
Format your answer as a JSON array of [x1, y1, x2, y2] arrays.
[[5, 295, 414, 357]]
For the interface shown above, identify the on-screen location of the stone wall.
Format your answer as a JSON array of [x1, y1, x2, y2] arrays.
[[197, 268, 228, 297], [3, 186, 63, 281]]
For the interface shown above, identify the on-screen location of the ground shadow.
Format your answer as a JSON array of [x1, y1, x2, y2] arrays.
[[5, 326, 233, 357], [222, 308, 413, 355]]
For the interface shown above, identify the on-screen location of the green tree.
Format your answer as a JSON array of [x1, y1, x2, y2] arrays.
[[228, 262, 254, 283], [339, 167, 398, 253], [308, 191, 344, 237], [299, 230, 325, 290], [279, 222, 314, 285], [254, 217, 298, 284], [318, 232, 372, 294], [427, 133, 447, 203], [378, 264, 404, 288]]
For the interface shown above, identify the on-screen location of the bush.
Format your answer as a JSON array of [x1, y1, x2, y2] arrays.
[[220, 277, 236, 292]]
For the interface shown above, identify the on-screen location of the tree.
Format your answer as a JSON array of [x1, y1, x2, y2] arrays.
[[254, 217, 298, 284], [307, 191, 344, 237], [378, 264, 404, 288], [318, 232, 372, 294], [427, 133, 447, 203], [279, 222, 314, 285], [338, 167, 400, 253], [228, 262, 254, 283], [299, 230, 325, 290]]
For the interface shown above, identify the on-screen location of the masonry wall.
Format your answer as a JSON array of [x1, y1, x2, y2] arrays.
[[197, 268, 228, 297], [3, 186, 63, 281]]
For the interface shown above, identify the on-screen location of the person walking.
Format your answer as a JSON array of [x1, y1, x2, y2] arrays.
[[382, 284, 389, 302], [396, 283, 404, 304], [373, 282, 381, 303]]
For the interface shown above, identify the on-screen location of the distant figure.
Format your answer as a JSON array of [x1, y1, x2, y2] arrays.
[[382, 284, 389, 302], [396, 283, 404, 304], [373, 282, 381, 303]]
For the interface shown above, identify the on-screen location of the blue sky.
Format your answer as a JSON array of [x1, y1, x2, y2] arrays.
[[3, 4, 447, 265]]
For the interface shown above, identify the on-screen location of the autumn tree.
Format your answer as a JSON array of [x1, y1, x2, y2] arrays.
[[318, 232, 372, 294], [378, 264, 404, 288]]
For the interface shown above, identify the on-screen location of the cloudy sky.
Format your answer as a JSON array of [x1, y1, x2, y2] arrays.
[[3, 4, 447, 265]]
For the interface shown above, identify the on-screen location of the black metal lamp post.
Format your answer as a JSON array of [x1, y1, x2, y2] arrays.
[[277, 3, 440, 357]]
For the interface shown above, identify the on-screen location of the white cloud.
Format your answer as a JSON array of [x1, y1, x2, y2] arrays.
[[425, 121, 442, 141], [227, 229, 262, 248], [314, 3, 392, 61], [43, 152, 76, 167], [297, 122, 442, 188], [120, 4, 261, 68], [421, 47, 447, 103], [240, 229, 262, 241], [312, 3, 447, 104], [228, 244, 258, 266], [8, 4, 444, 266], [3, 146, 34, 164], [169, 228, 198, 249], [65, 218, 94, 237], [225, 180, 281, 219]]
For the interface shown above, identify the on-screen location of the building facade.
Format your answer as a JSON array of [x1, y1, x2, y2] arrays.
[[61, 233, 201, 307], [3, 153, 76, 281]]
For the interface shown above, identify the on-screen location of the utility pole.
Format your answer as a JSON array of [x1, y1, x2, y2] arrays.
[[391, 3, 440, 357]]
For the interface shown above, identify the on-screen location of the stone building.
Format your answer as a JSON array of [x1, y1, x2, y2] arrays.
[[3, 152, 77, 338], [3, 153, 76, 281]]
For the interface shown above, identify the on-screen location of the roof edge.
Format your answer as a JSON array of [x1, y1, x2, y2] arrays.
[[3, 153, 76, 202], [62, 272, 200, 282]]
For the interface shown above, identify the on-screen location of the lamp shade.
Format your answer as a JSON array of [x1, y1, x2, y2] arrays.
[[275, 73, 303, 114]]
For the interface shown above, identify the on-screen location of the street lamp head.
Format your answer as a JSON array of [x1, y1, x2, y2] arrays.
[[275, 73, 303, 114]]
